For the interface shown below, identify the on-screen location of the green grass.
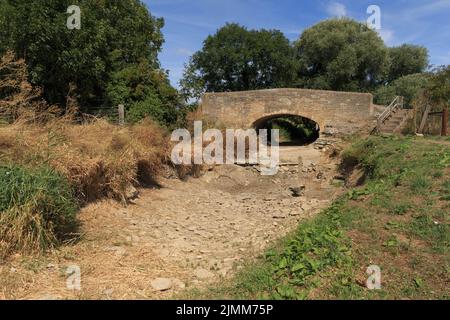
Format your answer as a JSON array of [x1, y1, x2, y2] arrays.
[[0, 165, 78, 258], [185, 136, 450, 300]]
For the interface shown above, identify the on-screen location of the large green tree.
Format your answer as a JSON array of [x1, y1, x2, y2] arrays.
[[387, 44, 429, 83], [180, 23, 296, 101], [0, 0, 180, 125], [294, 18, 389, 92]]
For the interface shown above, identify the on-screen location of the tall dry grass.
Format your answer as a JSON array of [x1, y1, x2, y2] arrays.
[[0, 117, 168, 203], [0, 51, 176, 258]]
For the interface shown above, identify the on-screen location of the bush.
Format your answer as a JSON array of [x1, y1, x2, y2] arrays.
[[128, 93, 169, 125], [374, 73, 429, 107], [107, 63, 181, 127], [0, 165, 78, 257]]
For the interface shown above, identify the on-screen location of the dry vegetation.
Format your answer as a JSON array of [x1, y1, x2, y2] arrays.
[[0, 51, 172, 258], [0, 50, 169, 202], [0, 51, 56, 123], [0, 118, 168, 202]]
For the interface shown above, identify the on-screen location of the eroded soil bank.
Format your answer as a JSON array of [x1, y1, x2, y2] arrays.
[[0, 144, 343, 299]]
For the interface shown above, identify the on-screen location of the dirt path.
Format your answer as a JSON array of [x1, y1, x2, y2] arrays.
[[0, 145, 343, 300]]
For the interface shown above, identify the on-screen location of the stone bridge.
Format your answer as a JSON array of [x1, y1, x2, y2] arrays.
[[200, 88, 376, 136]]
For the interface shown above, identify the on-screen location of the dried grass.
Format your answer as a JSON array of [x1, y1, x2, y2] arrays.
[[0, 51, 198, 201], [0, 50, 57, 123], [0, 117, 169, 203]]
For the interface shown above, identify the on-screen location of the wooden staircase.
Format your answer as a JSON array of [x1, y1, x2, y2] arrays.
[[374, 96, 411, 134]]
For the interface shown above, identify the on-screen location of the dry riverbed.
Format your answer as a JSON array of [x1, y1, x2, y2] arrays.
[[0, 144, 343, 299]]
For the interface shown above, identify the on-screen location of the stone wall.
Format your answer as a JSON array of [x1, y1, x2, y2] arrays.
[[200, 88, 375, 135]]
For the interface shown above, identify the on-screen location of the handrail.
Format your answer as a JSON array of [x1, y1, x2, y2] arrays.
[[376, 96, 404, 133]]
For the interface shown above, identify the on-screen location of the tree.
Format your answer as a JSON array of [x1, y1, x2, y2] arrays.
[[425, 65, 450, 106], [294, 18, 389, 92], [0, 0, 180, 125], [374, 73, 429, 107], [387, 44, 429, 83], [180, 23, 296, 102], [106, 59, 180, 126]]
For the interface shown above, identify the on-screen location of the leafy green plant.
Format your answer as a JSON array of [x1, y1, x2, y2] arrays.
[[267, 203, 352, 299], [392, 203, 412, 215]]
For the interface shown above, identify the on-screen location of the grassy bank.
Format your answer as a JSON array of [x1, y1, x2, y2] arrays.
[[187, 135, 449, 300]]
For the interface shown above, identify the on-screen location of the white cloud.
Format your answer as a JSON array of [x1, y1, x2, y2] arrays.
[[326, 1, 347, 17]]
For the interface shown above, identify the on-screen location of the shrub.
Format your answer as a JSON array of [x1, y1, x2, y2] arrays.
[[128, 93, 168, 125], [374, 73, 429, 107], [0, 165, 78, 257]]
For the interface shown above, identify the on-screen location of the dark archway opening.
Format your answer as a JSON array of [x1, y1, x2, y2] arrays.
[[253, 114, 320, 146]]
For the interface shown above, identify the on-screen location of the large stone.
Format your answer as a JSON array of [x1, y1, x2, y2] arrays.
[[150, 278, 173, 291]]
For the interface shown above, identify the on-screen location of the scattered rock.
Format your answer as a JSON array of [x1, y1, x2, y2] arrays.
[[194, 268, 215, 280], [150, 278, 173, 291], [103, 288, 114, 297], [289, 210, 302, 216], [272, 213, 287, 219], [172, 278, 186, 289], [289, 186, 305, 197]]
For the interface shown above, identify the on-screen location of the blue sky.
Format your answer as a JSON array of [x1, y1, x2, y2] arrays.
[[145, 0, 450, 87]]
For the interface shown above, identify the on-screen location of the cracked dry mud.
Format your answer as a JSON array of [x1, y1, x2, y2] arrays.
[[1, 145, 342, 300]]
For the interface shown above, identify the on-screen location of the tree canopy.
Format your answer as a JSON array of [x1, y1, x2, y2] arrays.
[[0, 2, 439, 121], [294, 18, 389, 92], [180, 23, 296, 101], [425, 65, 450, 106], [0, 0, 180, 125], [387, 44, 429, 83], [181, 18, 436, 106]]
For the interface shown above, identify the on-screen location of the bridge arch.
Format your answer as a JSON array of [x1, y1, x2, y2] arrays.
[[252, 113, 320, 145]]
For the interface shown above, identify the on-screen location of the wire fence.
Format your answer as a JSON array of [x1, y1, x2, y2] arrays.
[[0, 105, 124, 126]]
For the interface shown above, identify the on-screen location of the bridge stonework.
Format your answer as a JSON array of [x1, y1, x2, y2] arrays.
[[200, 88, 376, 135]]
